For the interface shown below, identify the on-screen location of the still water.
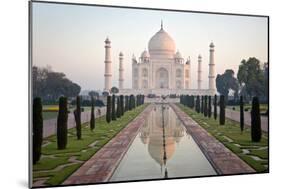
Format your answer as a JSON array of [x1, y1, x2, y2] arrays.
[[110, 104, 217, 181]]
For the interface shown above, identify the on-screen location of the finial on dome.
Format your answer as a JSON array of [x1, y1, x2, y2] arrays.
[[161, 20, 163, 30]]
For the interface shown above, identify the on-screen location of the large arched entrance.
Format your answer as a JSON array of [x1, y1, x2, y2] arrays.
[[156, 68, 169, 89]]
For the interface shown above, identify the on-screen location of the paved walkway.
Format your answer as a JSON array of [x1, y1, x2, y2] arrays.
[[170, 104, 255, 175], [63, 105, 153, 185], [225, 108, 268, 132]]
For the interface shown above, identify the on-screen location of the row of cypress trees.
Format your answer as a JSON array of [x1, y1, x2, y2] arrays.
[[33, 95, 96, 164], [106, 94, 145, 124], [180, 94, 262, 142]]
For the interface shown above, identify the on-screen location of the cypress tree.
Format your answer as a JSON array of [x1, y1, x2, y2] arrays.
[[120, 95, 124, 116], [240, 96, 244, 133], [125, 95, 129, 112], [204, 95, 208, 117], [219, 95, 225, 125], [106, 96, 112, 123], [57, 96, 68, 150], [116, 97, 121, 118], [208, 96, 212, 118], [201, 96, 204, 114], [214, 94, 217, 120], [112, 95, 116, 120], [33, 97, 43, 164], [74, 96, 82, 140], [251, 97, 261, 142], [196, 95, 200, 113], [129, 95, 134, 110], [90, 97, 95, 131]]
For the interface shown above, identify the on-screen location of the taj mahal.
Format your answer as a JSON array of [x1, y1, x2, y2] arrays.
[[103, 22, 216, 96]]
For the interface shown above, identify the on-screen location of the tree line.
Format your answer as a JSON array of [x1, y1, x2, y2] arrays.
[[216, 57, 268, 104], [33, 66, 81, 104]]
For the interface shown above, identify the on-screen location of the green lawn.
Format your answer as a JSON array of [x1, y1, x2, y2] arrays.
[[177, 104, 268, 172], [227, 104, 268, 114], [33, 104, 148, 186]]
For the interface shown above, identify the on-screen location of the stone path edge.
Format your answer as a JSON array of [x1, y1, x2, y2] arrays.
[[62, 104, 154, 185], [170, 103, 255, 175]]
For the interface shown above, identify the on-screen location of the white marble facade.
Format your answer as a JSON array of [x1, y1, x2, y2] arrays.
[[104, 22, 216, 96]]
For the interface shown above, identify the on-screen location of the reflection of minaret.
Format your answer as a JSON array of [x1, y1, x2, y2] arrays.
[[209, 42, 216, 91], [197, 54, 202, 89], [104, 37, 112, 92], [119, 52, 124, 89]]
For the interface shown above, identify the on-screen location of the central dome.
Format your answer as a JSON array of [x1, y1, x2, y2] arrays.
[[148, 25, 176, 56]]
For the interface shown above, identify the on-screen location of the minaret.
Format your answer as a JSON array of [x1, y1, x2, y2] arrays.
[[104, 37, 112, 92], [209, 42, 216, 91], [118, 52, 124, 89], [197, 54, 202, 89]]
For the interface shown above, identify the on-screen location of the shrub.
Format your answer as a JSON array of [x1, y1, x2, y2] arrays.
[[112, 95, 116, 121], [33, 97, 43, 164], [125, 95, 129, 112], [204, 95, 208, 117], [251, 97, 261, 142], [116, 97, 121, 118], [214, 94, 217, 120], [106, 96, 112, 123], [90, 97, 95, 131], [57, 96, 68, 149], [219, 95, 225, 125], [195, 95, 200, 113], [120, 95, 124, 116], [240, 96, 244, 133], [208, 96, 212, 118], [201, 96, 204, 113], [74, 96, 82, 140]]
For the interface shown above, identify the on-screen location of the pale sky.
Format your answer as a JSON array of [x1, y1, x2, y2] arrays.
[[32, 2, 268, 91]]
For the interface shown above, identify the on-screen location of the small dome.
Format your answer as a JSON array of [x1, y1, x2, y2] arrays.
[[105, 37, 110, 44], [210, 42, 215, 48], [174, 50, 183, 59], [141, 50, 150, 58], [186, 57, 190, 64], [119, 52, 123, 56], [198, 54, 202, 59]]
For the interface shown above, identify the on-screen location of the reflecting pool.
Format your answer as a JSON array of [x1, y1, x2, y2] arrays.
[[110, 104, 217, 181]]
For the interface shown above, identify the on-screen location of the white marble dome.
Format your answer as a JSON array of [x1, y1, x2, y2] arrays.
[[148, 27, 176, 56]]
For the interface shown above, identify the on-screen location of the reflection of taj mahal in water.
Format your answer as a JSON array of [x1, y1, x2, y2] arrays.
[[103, 21, 216, 95], [139, 105, 186, 166]]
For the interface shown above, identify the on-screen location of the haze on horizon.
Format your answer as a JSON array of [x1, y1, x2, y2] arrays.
[[32, 2, 268, 91]]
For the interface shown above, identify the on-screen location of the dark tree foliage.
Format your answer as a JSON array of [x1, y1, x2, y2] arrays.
[[216, 69, 239, 103], [116, 97, 121, 118], [120, 95, 124, 116], [240, 96, 244, 133], [251, 97, 261, 142], [195, 95, 200, 113], [214, 94, 217, 120], [219, 95, 225, 125], [90, 97, 95, 131], [129, 95, 135, 110], [57, 96, 68, 149], [201, 96, 204, 113], [204, 95, 208, 117], [32, 66, 81, 103], [208, 96, 212, 118], [112, 95, 116, 121], [191, 95, 195, 109], [33, 97, 43, 164], [106, 96, 112, 123], [74, 96, 82, 140]]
